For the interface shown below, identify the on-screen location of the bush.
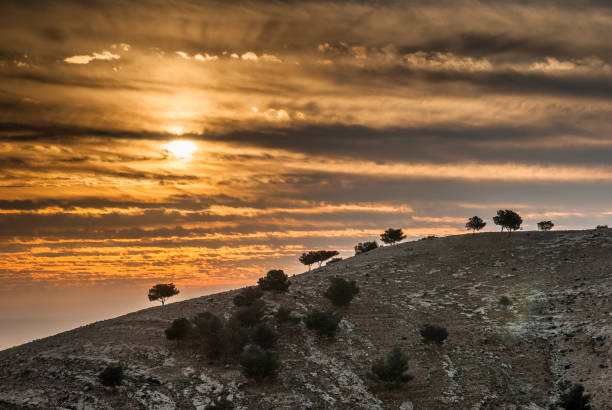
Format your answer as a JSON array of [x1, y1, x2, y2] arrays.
[[324, 277, 359, 307], [558, 383, 591, 410], [233, 286, 263, 307], [380, 228, 406, 245], [165, 317, 192, 340], [219, 319, 250, 356], [275, 306, 300, 325], [252, 323, 277, 349], [205, 396, 234, 410], [193, 311, 224, 357], [420, 324, 448, 344], [355, 241, 378, 255], [234, 299, 266, 327], [327, 257, 342, 265], [368, 347, 414, 389], [499, 296, 512, 307], [304, 309, 341, 337], [240, 345, 279, 381], [99, 364, 123, 387], [258, 269, 290, 292], [537, 220, 554, 231], [596, 225, 608, 229]]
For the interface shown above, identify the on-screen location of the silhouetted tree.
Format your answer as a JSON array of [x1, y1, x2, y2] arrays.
[[537, 220, 554, 231], [304, 309, 341, 337], [315, 250, 340, 267], [324, 277, 359, 307], [165, 317, 192, 340], [240, 345, 279, 381], [492, 210, 522, 233], [380, 228, 406, 245], [299, 251, 319, 271], [233, 286, 263, 307], [420, 324, 448, 344], [368, 347, 414, 389], [465, 216, 486, 234], [148, 283, 180, 306], [258, 269, 290, 292], [558, 383, 591, 410], [355, 241, 378, 255], [99, 364, 124, 387]]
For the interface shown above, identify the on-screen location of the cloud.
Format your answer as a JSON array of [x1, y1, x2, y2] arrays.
[[241, 51, 258, 61], [64, 51, 120, 64]]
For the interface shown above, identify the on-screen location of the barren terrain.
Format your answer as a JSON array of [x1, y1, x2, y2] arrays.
[[1, 230, 610, 409]]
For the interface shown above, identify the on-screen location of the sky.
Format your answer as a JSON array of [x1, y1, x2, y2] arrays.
[[2, 0, 612, 349]]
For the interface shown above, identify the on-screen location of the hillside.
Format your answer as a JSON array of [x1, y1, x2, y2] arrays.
[[1, 230, 610, 409]]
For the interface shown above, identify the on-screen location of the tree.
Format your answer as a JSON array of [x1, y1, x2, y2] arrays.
[[304, 309, 341, 337], [380, 228, 406, 245], [420, 324, 448, 344], [99, 364, 124, 387], [355, 241, 378, 255], [233, 286, 263, 307], [299, 251, 319, 271], [315, 250, 340, 267], [492, 209, 523, 233], [192, 311, 224, 357], [240, 344, 279, 381], [324, 277, 359, 307], [258, 269, 290, 292], [537, 220, 554, 231], [234, 299, 266, 327], [558, 383, 591, 410], [251, 323, 277, 349], [368, 347, 414, 389], [165, 317, 192, 340], [148, 283, 180, 306], [465, 216, 486, 234]]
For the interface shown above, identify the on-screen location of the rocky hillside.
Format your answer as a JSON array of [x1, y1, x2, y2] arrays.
[[1, 230, 610, 409]]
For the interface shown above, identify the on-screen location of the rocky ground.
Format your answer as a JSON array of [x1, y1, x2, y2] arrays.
[[0, 229, 610, 409]]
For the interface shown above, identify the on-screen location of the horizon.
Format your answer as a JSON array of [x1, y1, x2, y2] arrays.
[[2, 0, 612, 350]]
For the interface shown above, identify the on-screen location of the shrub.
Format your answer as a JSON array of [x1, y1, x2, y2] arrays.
[[240, 345, 279, 381], [537, 220, 554, 231], [258, 269, 290, 292], [327, 257, 342, 265], [193, 311, 224, 357], [355, 241, 378, 255], [558, 383, 591, 410], [304, 309, 341, 337], [252, 323, 277, 349], [499, 295, 512, 307], [493, 209, 523, 232], [99, 364, 124, 387], [233, 286, 263, 307], [465, 216, 486, 234], [324, 277, 359, 307], [204, 396, 234, 410], [148, 283, 180, 306], [368, 347, 414, 389], [165, 317, 192, 340], [234, 299, 266, 327], [420, 324, 448, 344], [219, 319, 250, 356], [380, 228, 406, 245], [596, 225, 608, 229], [275, 306, 300, 325]]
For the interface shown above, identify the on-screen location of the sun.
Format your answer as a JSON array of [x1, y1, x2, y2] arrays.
[[164, 140, 197, 159]]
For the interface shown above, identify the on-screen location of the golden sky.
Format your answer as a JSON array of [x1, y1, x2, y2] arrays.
[[1, 0, 612, 348]]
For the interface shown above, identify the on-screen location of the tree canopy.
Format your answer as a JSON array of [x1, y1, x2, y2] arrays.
[[380, 228, 407, 245], [537, 220, 554, 231], [492, 209, 523, 232], [299, 250, 339, 270], [147, 283, 180, 306], [354, 241, 378, 255], [465, 216, 486, 233], [258, 269, 290, 292]]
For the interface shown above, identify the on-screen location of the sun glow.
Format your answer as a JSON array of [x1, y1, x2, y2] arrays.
[[164, 140, 197, 159]]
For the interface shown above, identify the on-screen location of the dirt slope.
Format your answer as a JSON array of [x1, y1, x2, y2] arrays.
[[1, 230, 610, 409]]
